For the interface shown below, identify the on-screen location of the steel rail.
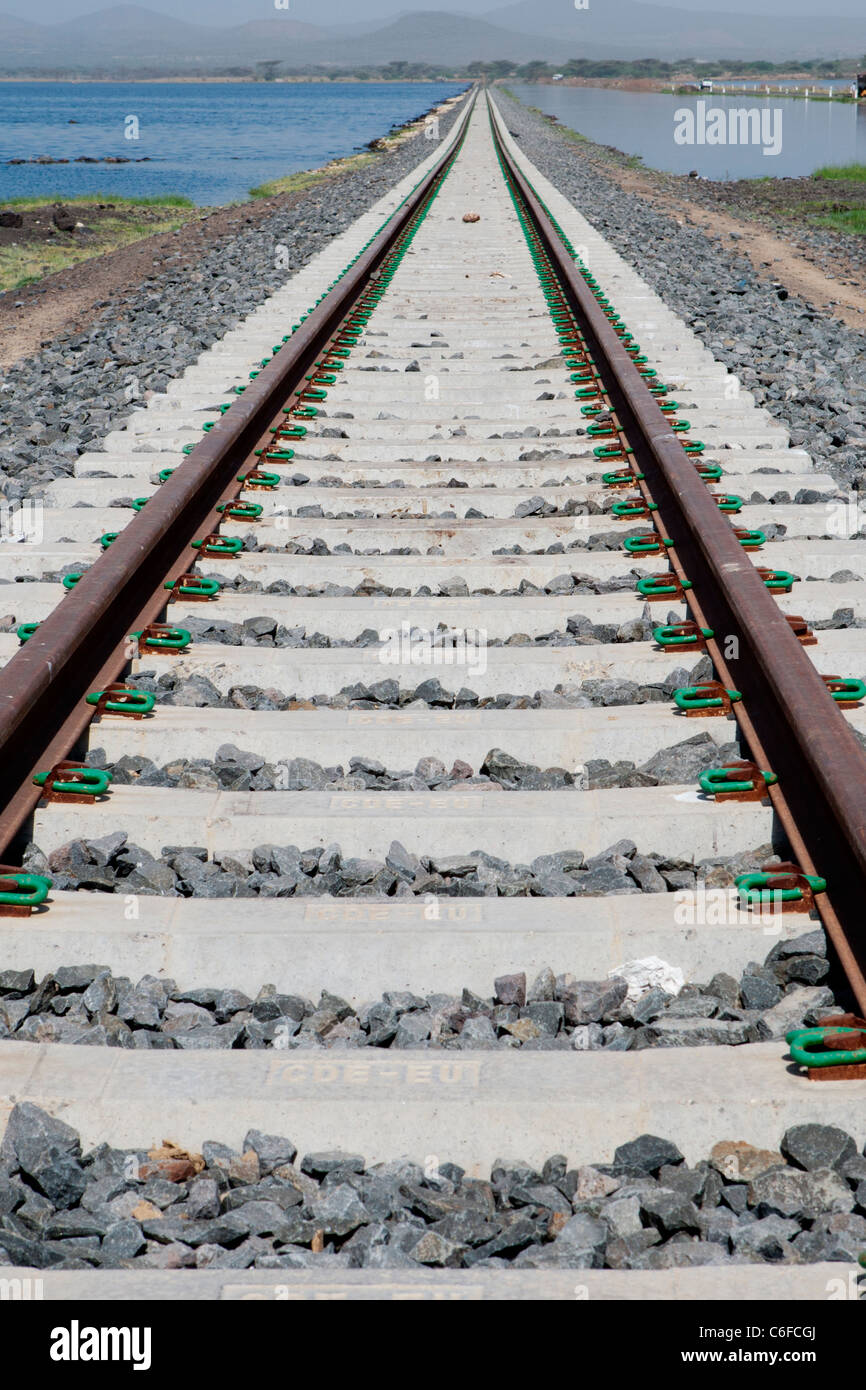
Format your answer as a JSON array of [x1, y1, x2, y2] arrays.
[[0, 89, 477, 860], [489, 94, 866, 1010]]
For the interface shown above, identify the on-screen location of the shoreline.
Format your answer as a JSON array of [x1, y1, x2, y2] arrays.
[[500, 86, 866, 195], [247, 88, 466, 198], [524, 73, 859, 90], [0, 86, 466, 193], [497, 87, 866, 326], [520, 75, 862, 106], [0, 76, 467, 85], [0, 87, 471, 356]]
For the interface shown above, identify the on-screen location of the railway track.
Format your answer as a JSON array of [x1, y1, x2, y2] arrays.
[[1, 88, 865, 1301]]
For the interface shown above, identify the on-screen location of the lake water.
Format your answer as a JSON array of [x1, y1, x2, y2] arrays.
[[511, 83, 866, 179], [0, 81, 466, 206]]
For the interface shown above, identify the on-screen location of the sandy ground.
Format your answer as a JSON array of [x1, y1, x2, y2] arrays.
[[607, 162, 866, 331], [0, 194, 298, 369]]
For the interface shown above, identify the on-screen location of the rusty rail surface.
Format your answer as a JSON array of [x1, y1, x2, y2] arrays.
[[0, 90, 476, 860], [489, 97, 866, 1010]]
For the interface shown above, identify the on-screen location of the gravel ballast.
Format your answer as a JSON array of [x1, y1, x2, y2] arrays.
[[120, 653, 716, 711], [23, 834, 778, 901], [0, 929, 836, 1053], [83, 733, 741, 792], [1, 1105, 864, 1270]]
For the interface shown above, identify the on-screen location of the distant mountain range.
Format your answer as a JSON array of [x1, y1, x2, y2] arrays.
[[0, 1, 863, 71], [486, 0, 866, 58]]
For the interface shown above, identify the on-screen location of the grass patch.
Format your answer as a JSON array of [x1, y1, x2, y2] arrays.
[[500, 93, 593, 147], [250, 150, 379, 199], [0, 199, 200, 293], [249, 99, 447, 200], [792, 196, 866, 236], [809, 208, 866, 235], [559, 126, 590, 145], [812, 162, 866, 182], [3, 192, 195, 209]]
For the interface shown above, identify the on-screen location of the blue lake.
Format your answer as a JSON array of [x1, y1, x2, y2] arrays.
[[0, 81, 466, 205], [511, 83, 866, 179]]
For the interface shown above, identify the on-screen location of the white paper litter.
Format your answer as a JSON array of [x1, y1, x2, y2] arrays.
[[609, 956, 685, 1002]]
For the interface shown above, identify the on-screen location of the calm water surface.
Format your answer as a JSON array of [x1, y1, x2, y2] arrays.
[[512, 83, 866, 179], [0, 82, 466, 205]]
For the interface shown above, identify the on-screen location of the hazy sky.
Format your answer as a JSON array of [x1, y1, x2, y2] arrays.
[[8, 0, 865, 24]]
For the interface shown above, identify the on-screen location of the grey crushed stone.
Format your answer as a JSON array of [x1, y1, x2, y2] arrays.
[[1, 1105, 863, 1270]]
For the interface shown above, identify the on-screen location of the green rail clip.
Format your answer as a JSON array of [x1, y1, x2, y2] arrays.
[[758, 569, 795, 592], [674, 685, 741, 712], [824, 676, 866, 705], [130, 626, 191, 652], [217, 502, 263, 521], [86, 688, 156, 716], [612, 498, 657, 519], [735, 529, 766, 548], [191, 536, 244, 556], [654, 623, 713, 647], [256, 449, 295, 462], [164, 576, 221, 599], [603, 469, 644, 487], [0, 872, 51, 913], [699, 766, 777, 797], [238, 471, 280, 490], [787, 1027, 866, 1071], [624, 534, 673, 555], [33, 767, 113, 798], [594, 445, 632, 460], [636, 575, 692, 599], [735, 870, 825, 906]]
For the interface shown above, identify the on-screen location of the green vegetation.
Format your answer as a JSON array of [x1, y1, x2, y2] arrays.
[[250, 151, 378, 199], [248, 145, 405, 200], [3, 55, 862, 83], [809, 208, 866, 235], [485, 56, 862, 82], [0, 194, 200, 291], [788, 193, 866, 237], [3, 193, 194, 209], [249, 100, 444, 198], [517, 103, 588, 144], [813, 163, 866, 182], [793, 163, 866, 235]]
